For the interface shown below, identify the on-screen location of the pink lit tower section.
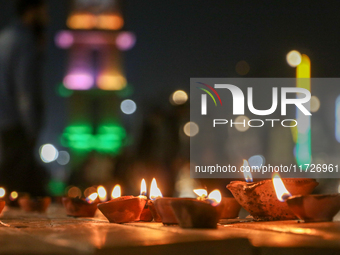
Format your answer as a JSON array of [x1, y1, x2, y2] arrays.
[[55, 0, 136, 163]]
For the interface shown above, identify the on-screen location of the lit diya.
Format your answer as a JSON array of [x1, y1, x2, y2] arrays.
[[194, 189, 241, 219], [227, 160, 318, 220], [18, 195, 51, 213], [171, 189, 222, 228], [62, 192, 99, 217], [97, 183, 146, 223], [139, 179, 153, 222], [273, 177, 340, 222], [147, 178, 162, 222], [151, 178, 186, 225], [0, 188, 6, 214]]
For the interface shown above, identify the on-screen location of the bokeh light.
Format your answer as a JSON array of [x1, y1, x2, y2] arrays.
[[121, 99, 137, 114], [235, 60, 250, 75], [67, 13, 96, 30], [55, 31, 74, 49], [116, 32, 136, 51], [234, 116, 250, 132], [171, 90, 188, 105], [67, 186, 82, 198], [63, 73, 94, 90], [56, 151, 71, 165], [97, 14, 124, 30], [183, 122, 199, 137], [10, 191, 18, 201], [286, 50, 302, 67], [97, 74, 127, 90], [310, 96, 320, 112], [248, 155, 265, 169], [40, 144, 59, 163]]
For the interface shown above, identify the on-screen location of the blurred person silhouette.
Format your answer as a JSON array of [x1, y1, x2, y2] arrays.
[[0, 0, 49, 196]]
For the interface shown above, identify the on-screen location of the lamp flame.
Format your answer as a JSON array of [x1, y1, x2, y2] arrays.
[[194, 189, 208, 200], [86, 193, 98, 204], [140, 179, 147, 196], [111, 185, 121, 199], [97, 186, 107, 202], [150, 178, 163, 200], [243, 159, 253, 182], [0, 187, 5, 199], [207, 189, 222, 206], [272, 173, 291, 202]]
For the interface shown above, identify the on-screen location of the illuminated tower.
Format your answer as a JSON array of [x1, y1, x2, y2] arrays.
[[54, 0, 136, 191]]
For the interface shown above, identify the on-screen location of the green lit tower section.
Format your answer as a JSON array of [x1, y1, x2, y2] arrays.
[[55, 0, 136, 171]]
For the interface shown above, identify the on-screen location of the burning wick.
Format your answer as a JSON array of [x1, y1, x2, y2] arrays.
[[111, 185, 121, 199], [97, 186, 107, 202], [193, 189, 208, 201], [139, 179, 147, 199], [272, 173, 292, 202], [86, 193, 98, 204], [207, 189, 222, 206], [194, 189, 222, 206], [242, 159, 253, 183], [150, 178, 162, 200]]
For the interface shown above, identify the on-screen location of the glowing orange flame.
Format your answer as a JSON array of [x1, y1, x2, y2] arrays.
[[10, 191, 18, 201], [272, 173, 291, 202], [86, 193, 98, 204], [243, 159, 253, 182], [207, 189, 222, 206], [193, 189, 208, 200], [140, 179, 147, 196], [111, 185, 121, 199], [97, 186, 107, 202], [150, 178, 162, 200], [0, 187, 5, 198]]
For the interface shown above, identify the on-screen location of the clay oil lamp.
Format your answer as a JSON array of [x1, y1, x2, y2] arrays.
[[227, 160, 318, 221], [18, 195, 51, 213], [139, 179, 153, 222], [147, 178, 162, 222], [171, 189, 222, 228], [281, 179, 340, 222], [62, 192, 99, 217], [0, 188, 6, 214], [152, 178, 187, 225], [194, 189, 241, 219], [97, 183, 147, 223]]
